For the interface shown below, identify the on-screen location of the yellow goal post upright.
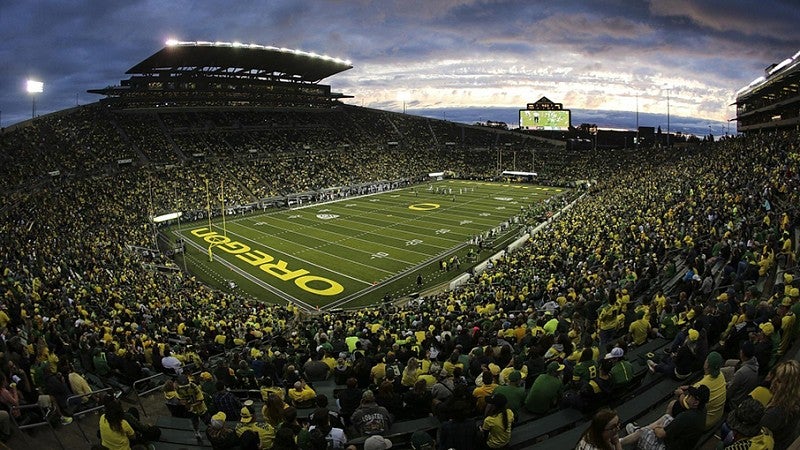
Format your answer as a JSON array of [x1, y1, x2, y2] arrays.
[[205, 178, 229, 262]]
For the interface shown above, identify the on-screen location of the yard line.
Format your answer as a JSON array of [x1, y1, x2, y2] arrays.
[[259, 213, 454, 253], [232, 219, 418, 270]]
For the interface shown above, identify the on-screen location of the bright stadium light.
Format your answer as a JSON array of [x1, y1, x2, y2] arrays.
[[26, 79, 43, 119], [165, 39, 179, 46], [397, 91, 411, 114]]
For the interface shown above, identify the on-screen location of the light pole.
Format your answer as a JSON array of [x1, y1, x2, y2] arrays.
[[666, 88, 671, 148], [27, 80, 43, 119]]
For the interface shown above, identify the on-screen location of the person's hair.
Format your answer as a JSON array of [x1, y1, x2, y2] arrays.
[[264, 392, 285, 425], [103, 397, 126, 434], [312, 407, 332, 433], [487, 398, 511, 430], [578, 409, 617, 450], [767, 360, 800, 413]]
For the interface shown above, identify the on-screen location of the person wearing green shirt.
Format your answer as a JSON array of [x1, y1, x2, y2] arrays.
[[493, 371, 526, 419], [524, 362, 564, 415], [605, 347, 634, 387]]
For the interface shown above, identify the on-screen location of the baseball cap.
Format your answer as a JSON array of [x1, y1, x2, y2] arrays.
[[604, 347, 624, 359], [362, 389, 375, 402], [508, 371, 522, 383], [687, 329, 699, 341], [410, 431, 434, 450], [759, 322, 774, 336], [240, 407, 253, 423], [547, 361, 565, 373], [486, 393, 507, 409], [686, 385, 710, 407], [364, 435, 393, 450]]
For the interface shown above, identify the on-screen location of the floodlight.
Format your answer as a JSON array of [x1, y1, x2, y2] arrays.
[[26, 80, 43, 93], [165, 39, 179, 46]]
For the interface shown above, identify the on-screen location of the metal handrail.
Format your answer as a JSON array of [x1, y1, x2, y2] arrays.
[[133, 372, 167, 417], [9, 402, 66, 449], [67, 387, 113, 442]]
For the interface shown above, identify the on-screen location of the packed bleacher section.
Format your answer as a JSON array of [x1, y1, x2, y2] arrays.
[[0, 104, 798, 450]]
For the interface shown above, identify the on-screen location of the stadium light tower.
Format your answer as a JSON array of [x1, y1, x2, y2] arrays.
[[27, 79, 44, 119], [397, 91, 411, 114], [661, 85, 671, 148]]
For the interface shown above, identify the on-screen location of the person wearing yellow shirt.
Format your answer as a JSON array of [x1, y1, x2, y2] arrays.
[[235, 406, 275, 449], [401, 357, 420, 388], [628, 311, 652, 346], [690, 352, 726, 430], [99, 399, 136, 450], [287, 380, 316, 408]]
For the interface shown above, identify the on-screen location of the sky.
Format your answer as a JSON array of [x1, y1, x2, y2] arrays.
[[2, 0, 798, 134]]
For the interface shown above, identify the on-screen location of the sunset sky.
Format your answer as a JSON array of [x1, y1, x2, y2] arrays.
[[2, 0, 798, 130]]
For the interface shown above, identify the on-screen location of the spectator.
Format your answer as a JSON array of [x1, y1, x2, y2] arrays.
[[206, 411, 240, 449], [493, 370, 525, 419], [619, 385, 709, 449], [718, 397, 766, 448], [605, 347, 634, 388], [481, 393, 513, 449], [99, 398, 135, 450], [287, 380, 316, 408], [721, 341, 759, 410], [364, 435, 393, 450], [760, 360, 800, 450], [235, 405, 276, 449], [575, 408, 622, 450], [176, 374, 210, 440], [524, 361, 564, 415], [308, 408, 347, 449], [212, 381, 243, 421], [351, 389, 392, 436]]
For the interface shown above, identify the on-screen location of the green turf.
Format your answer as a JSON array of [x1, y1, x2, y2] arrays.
[[168, 180, 565, 310]]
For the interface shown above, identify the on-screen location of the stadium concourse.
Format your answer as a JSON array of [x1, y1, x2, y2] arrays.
[[0, 103, 798, 450]]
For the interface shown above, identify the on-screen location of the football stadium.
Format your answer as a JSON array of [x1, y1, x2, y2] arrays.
[[0, 37, 799, 450]]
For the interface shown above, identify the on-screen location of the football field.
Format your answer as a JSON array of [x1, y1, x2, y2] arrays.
[[172, 180, 564, 310]]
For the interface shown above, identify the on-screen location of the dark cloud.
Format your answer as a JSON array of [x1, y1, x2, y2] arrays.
[[1, 0, 796, 128]]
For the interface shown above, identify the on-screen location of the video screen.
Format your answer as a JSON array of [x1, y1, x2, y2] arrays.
[[519, 110, 570, 131]]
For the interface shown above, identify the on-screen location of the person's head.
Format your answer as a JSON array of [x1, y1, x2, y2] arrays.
[[740, 341, 755, 361], [705, 351, 722, 377], [103, 397, 125, 433], [210, 411, 226, 429], [767, 360, 800, 412], [485, 393, 510, 429], [410, 430, 435, 450], [361, 389, 376, 404], [685, 385, 710, 410], [364, 435, 393, 450], [581, 409, 620, 449], [727, 398, 765, 438]]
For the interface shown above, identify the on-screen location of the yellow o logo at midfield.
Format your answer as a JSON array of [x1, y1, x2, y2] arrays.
[[409, 203, 440, 211]]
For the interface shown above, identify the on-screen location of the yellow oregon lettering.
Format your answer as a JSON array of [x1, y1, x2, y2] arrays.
[[408, 203, 440, 211], [218, 241, 251, 254], [260, 260, 310, 281], [190, 228, 343, 296], [236, 250, 274, 266], [295, 275, 345, 296]]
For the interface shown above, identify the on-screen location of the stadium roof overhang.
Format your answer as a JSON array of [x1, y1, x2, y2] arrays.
[[126, 40, 353, 83]]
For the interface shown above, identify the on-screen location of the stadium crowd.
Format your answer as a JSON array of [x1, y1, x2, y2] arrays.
[[0, 104, 798, 450]]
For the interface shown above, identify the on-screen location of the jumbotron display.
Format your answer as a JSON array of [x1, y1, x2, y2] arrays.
[[519, 109, 571, 131]]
